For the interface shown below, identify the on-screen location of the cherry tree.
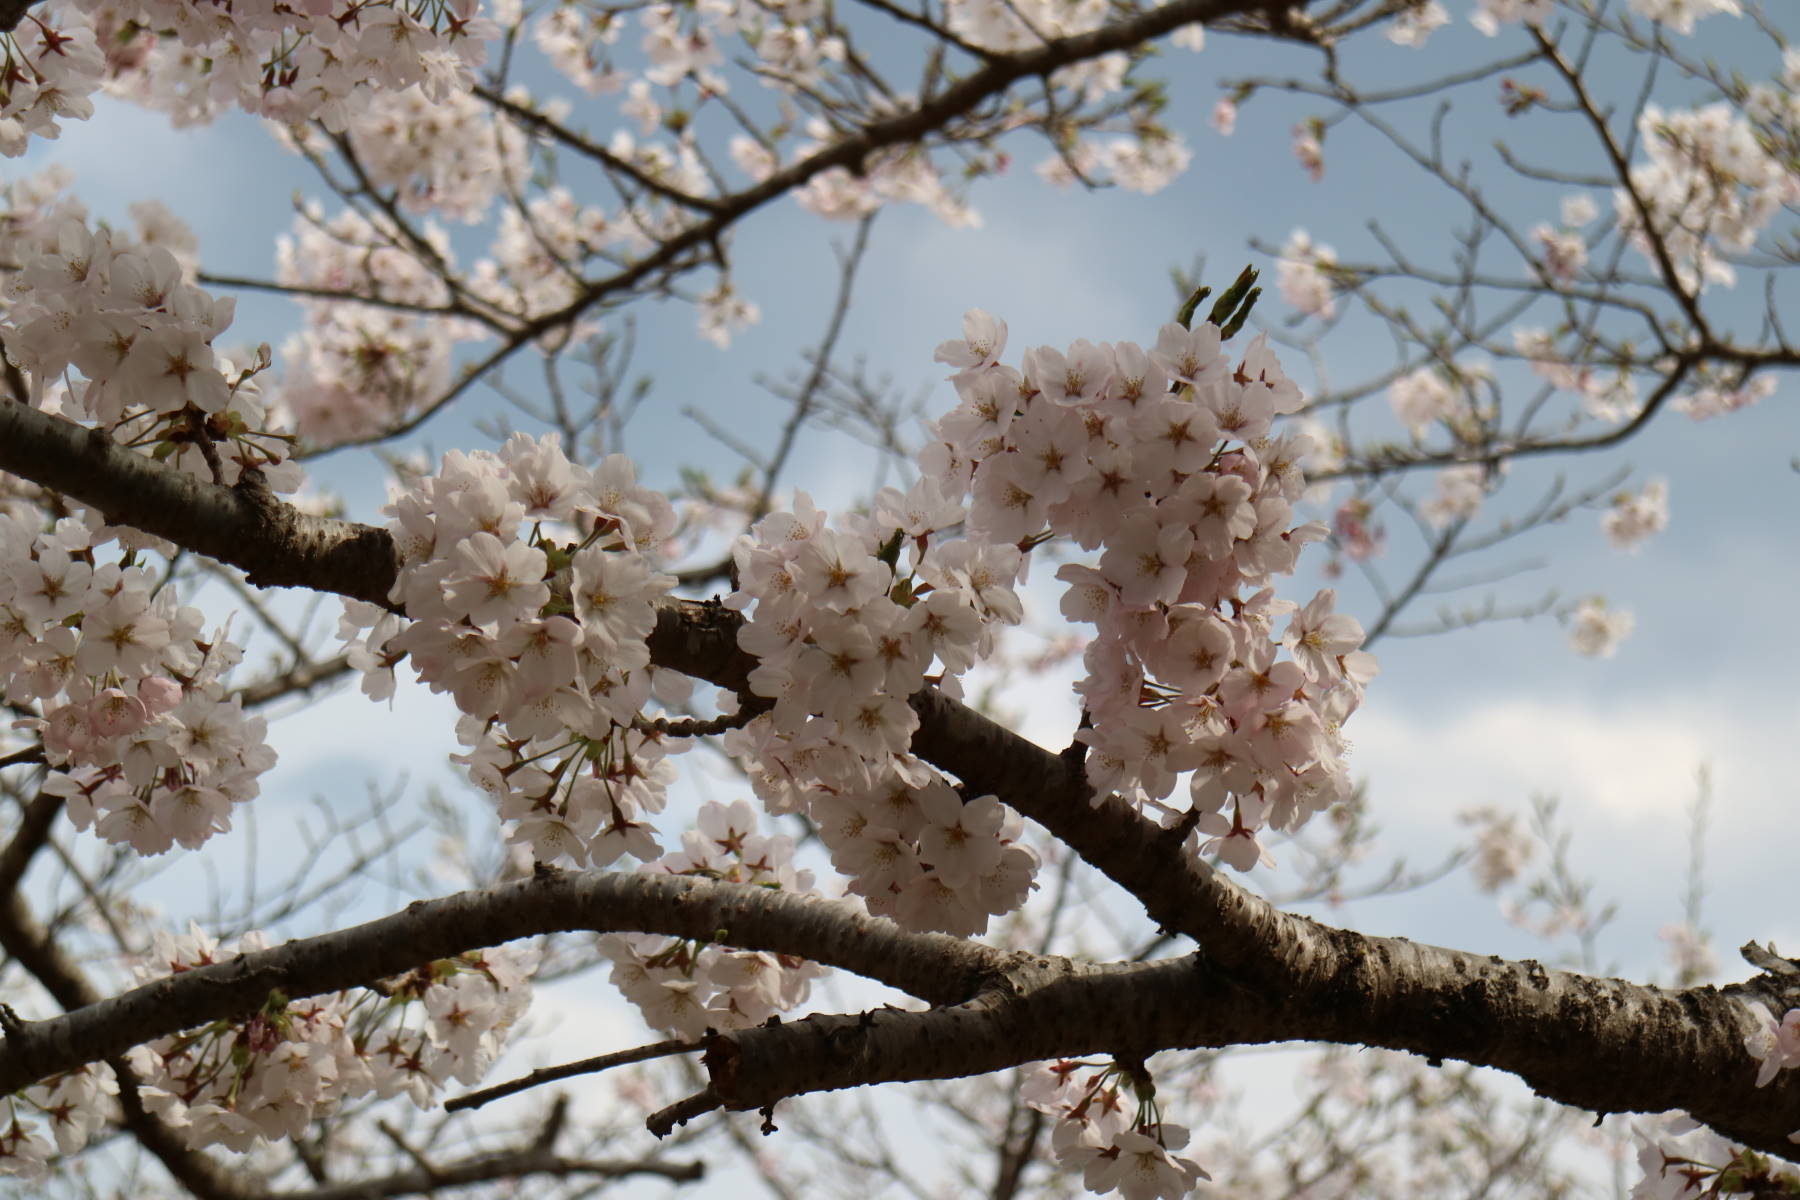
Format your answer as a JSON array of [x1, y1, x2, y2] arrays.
[[0, 0, 1798, 1195]]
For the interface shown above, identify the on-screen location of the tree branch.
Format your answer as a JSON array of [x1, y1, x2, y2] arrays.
[[0, 0, 33, 34], [306, 0, 1329, 457], [0, 401, 399, 607], [0, 869, 1002, 1095], [7, 398, 1800, 1157], [6, 860, 1800, 1157]]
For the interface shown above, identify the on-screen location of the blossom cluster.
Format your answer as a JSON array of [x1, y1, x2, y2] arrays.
[[1385, 2, 1449, 46], [472, 180, 686, 328], [1467, 0, 1740, 39], [778, 119, 984, 225], [0, 929, 531, 1176], [1276, 230, 1337, 318], [1422, 462, 1501, 529], [1018, 1059, 1211, 1200], [1290, 122, 1325, 183], [1601, 479, 1669, 552], [719, 478, 1041, 933], [1389, 367, 1459, 438], [0, 510, 278, 854], [524, 0, 1204, 241], [269, 136, 727, 444], [1531, 193, 1597, 287], [574, 0, 1200, 203], [1566, 596, 1634, 659], [1618, 103, 1797, 294], [1745, 1005, 1800, 1089], [1674, 370, 1779, 421], [1631, 1111, 1800, 1199], [341, 433, 687, 869], [2, 197, 297, 488], [0, 14, 104, 155], [271, 204, 476, 446], [1330, 496, 1384, 563], [944, 312, 1370, 870], [0, 1063, 116, 1180], [1513, 327, 1641, 425], [0, 190, 291, 854], [600, 799, 828, 1037], [1269, 30, 1795, 433], [1459, 805, 1534, 892], [721, 310, 1369, 901], [809, 764, 1038, 934], [338, 84, 532, 226], [266, 139, 733, 444], [2, 0, 497, 156], [121, 926, 532, 1155]]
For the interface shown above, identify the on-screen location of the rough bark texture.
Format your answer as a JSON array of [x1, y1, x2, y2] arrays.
[[0, 869, 1000, 1095], [0, 865, 705, 1197], [0, 402, 400, 606], [0, 0, 32, 33], [5, 400, 1800, 1156]]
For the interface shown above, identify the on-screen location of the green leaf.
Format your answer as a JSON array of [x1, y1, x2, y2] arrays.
[[1174, 284, 1211, 330]]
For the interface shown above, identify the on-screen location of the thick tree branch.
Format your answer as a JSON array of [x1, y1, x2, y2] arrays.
[[6, 860, 1800, 1157], [0, 402, 399, 607], [0, 869, 1002, 1095], [6, 401, 1800, 1156], [0, 871, 268, 1199], [0, 789, 60, 898]]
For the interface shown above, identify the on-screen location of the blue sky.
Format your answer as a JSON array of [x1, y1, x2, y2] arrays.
[[14, 3, 1800, 1184]]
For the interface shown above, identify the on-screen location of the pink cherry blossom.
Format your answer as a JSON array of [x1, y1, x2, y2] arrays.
[[444, 532, 550, 627], [935, 309, 1007, 372], [1284, 589, 1365, 682], [1098, 515, 1194, 608]]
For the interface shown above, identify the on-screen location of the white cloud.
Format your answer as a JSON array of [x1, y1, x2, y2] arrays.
[[266, 672, 463, 786], [1339, 686, 1800, 980], [1351, 696, 1720, 828]]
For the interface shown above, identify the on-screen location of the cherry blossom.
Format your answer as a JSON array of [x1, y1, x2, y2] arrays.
[[1389, 368, 1457, 437], [602, 801, 826, 1036], [344, 433, 685, 867], [1421, 463, 1492, 527], [1283, 590, 1364, 683], [1567, 596, 1634, 658], [1472, 0, 1553, 36], [1387, 2, 1449, 46], [1277, 230, 1337, 318], [1290, 123, 1325, 182], [1676, 371, 1777, 421], [1745, 1006, 1800, 1088], [1075, 1125, 1211, 1199], [0, 0, 1790, 1191], [1602, 479, 1670, 552], [1616, 103, 1794, 294], [935, 309, 1009, 373], [1628, 0, 1742, 35], [119, 929, 532, 1151], [1459, 806, 1534, 891], [1628, 1112, 1800, 1199], [1211, 98, 1237, 136]]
